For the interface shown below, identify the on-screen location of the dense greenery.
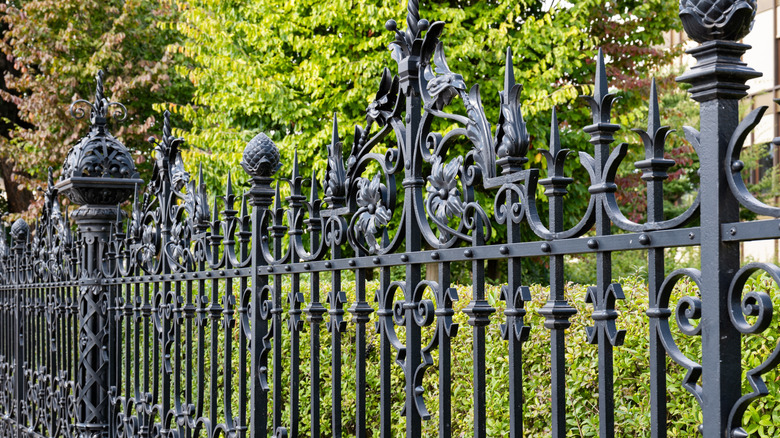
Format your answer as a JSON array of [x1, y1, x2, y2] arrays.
[[183, 274, 780, 437], [0, 0, 192, 215], [169, 0, 684, 194]]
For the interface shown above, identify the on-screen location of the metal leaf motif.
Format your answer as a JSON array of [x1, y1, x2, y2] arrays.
[[354, 175, 390, 253], [496, 84, 530, 160], [424, 42, 466, 110], [464, 84, 496, 180], [426, 156, 464, 224]]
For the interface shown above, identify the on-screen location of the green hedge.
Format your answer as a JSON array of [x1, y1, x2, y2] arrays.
[[270, 274, 780, 437], [146, 273, 780, 437]]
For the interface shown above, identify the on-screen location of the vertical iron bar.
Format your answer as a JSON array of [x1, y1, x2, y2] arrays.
[[437, 261, 453, 438], [349, 250, 372, 438], [246, 169, 275, 438], [538, 108, 576, 438], [378, 265, 392, 438], [12, 222, 26, 438]]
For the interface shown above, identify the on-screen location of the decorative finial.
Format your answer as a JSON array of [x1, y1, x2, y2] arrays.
[[594, 48, 609, 106], [10, 219, 29, 247], [324, 113, 347, 205], [407, 0, 420, 37], [292, 148, 300, 181], [58, 71, 142, 207], [582, 49, 617, 125], [679, 0, 757, 43], [68, 70, 127, 126], [241, 133, 281, 178], [273, 181, 282, 211], [648, 78, 661, 136], [503, 46, 515, 98], [310, 173, 319, 201]]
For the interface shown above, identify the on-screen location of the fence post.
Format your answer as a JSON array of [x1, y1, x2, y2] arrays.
[[677, 2, 760, 436], [241, 132, 281, 438], [55, 70, 142, 438], [10, 219, 28, 438]]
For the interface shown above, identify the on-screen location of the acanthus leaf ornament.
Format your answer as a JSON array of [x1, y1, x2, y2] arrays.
[[366, 69, 399, 129], [149, 110, 189, 194], [495, 47, 530, 174], [423, 42, 466, 111], [324, 114, 347, 208]]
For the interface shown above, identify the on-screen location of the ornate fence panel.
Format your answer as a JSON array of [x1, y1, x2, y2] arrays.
[[3, 0, 780, 437]]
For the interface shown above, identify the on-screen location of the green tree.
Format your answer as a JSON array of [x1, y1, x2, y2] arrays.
[[0, 0, 193, 217], [170, 0, 684, 194]]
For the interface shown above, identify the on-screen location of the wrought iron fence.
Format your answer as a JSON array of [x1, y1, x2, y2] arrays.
[[2, 0, 780, 437]]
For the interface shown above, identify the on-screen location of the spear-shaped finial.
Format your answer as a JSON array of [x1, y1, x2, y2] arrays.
[[504, 46, 515, 98], [648, 78, 661, 137], [540, 107, 573, 189], [549, 107, 562, 157], [594, 48, 609, 106], [273, 181, 282, 211], [198, 162, 204, 186], [226, 171, 234, 199], [332, 112, 340, 145], [241, 191, 249, 217], [292, 148, 300, 182], [310, 173, 319, 201]]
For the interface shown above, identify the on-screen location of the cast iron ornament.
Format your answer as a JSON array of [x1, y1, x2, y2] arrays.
[[679, 0, 757, 42], [241, 133, 282, 178], [58, 70, 141, 206]]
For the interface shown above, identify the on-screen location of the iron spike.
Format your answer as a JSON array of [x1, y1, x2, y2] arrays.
[[226, 171, 234, 199], [648, 78, 660, 136], [198, 162, 204, 185], [503, 46, 515, 96], [550, 107, 562, 157], [292, 148, 300, 181], [594, 48, 609, 105], [274, 181, 282, 211], [241, 191, 249, 217], [212, 193, 220, 222], [331, 112, 340, 146], [310, 173, 319, 201]]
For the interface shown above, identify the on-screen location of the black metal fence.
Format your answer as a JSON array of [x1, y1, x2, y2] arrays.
[[2, 0, 780, 437]]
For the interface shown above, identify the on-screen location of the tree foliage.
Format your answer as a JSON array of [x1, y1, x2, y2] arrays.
[[170, 0, 684, 195], [0, 0, 192, 216]]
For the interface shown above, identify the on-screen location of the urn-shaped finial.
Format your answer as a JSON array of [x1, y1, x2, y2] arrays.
[[241, 133, 281, 178], [680, 0, 757, 43], [10, 219, 29, 246], [57, 70, 143, 206]]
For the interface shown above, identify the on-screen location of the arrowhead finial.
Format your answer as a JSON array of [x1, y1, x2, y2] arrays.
[[274, 181, 282, 211], [292, 148, 300, 181], [310, 173, 319, 201], [226, 171, 234, 199], [648, 78, 660, 136], [504, 46, 515, 97], [332, 112, 340, 146], [550, 106, 561, 157], [594, 48, 608, 105]]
